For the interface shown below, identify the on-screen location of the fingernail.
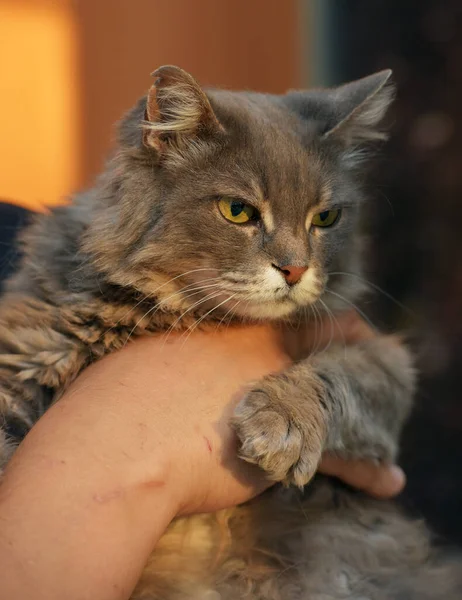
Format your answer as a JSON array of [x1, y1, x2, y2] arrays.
[[389, 465, 406, 493]]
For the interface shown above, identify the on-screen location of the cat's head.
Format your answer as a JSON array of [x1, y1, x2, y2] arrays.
[[84, 66, 394, 321]]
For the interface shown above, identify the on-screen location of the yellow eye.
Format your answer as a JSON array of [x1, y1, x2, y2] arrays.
[[311, 209, 341, 228], [218, 197, 257, 224]]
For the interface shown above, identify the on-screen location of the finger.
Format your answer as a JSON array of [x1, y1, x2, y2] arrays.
[[319, 454, 406, 499], [292, 310, 376, 355], [332, 310, 377, 344]]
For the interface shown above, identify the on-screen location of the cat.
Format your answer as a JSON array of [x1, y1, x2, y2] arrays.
[[0, 65, 460, 599]]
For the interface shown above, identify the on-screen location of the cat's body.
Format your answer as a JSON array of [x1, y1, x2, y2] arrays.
[[0, 66, 460, 598]]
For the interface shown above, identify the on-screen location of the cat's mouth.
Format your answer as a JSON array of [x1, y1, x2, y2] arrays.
[[179, 267, 324, 321], [196, 288, 321, 321], [232, 297, 300, 320]]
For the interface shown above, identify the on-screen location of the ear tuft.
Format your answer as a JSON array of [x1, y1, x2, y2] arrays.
[[143, 65, 222, 152], [324, 70, 395, 144]]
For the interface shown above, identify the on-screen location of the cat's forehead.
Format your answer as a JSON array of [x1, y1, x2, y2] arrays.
[[207, 90, 330, 211]]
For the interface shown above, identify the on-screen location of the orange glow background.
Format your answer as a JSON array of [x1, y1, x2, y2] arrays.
[[0, 0, 303, 211]]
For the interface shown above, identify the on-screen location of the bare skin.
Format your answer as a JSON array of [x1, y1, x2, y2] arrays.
[[0, 314, 405, 600]]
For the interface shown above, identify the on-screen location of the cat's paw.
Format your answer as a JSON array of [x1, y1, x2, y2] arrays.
[[232, 381, 326, 487]]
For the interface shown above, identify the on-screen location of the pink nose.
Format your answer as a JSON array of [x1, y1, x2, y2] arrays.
[[274, 265, 309, 285]]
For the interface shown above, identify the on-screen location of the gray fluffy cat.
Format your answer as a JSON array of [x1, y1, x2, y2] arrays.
[[0, 66, 460, 599]]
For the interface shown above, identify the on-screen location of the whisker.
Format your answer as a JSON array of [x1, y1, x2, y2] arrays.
[[122, 282, 222, 347], [180, 294, 238, 347], [223, 300, 242, 333], [311, 303, 322, 354], [229, 301, 242, 327], [318, 298, 347, 359], [215, 299, 242, 330], [317, 298, 335, 354], [160, 287, 225, 345], [324, 288, 379, 333], [376, 188, 395, 216], [328, 271, 414, 317], [310, 302, 324, 355]]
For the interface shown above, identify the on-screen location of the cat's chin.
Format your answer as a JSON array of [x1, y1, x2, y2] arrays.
[[232, 299, 299, 321]]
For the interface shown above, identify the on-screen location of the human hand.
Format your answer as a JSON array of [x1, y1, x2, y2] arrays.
[[0, 315, 405, 600]]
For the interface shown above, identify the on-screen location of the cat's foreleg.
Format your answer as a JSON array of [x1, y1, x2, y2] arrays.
[[233, 335, 415, 487]]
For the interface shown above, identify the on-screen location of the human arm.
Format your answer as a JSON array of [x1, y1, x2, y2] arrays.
[[0, 320, 405, 600]]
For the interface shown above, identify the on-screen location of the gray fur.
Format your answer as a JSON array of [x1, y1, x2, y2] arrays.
[[0, 66, 460, 599], [234, 336, 414, 487]]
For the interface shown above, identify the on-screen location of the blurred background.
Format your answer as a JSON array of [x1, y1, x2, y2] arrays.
[[1, 0, 461, 546], [0, 0, 303, 211]]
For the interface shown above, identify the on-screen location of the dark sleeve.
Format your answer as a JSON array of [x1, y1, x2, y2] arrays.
[[0, 202, 32, 293]]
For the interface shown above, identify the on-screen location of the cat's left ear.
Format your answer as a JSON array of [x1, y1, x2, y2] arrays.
[[143, 65, 223, 153], [323, 70, 394, 144]]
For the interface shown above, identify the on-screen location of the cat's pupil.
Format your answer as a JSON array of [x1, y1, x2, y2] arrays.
[[231, 201, 245, 217], [319, 211, 330, 222]]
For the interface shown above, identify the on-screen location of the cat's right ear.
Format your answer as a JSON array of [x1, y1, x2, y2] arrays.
[[322, 70, 394, 144], [143, 66, 223, 153]]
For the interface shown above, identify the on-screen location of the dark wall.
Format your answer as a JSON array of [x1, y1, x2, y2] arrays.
[[328, 0, 462, 545]]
